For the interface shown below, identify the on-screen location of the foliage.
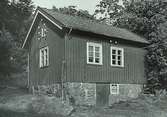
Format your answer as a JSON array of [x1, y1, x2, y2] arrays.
[[52, 5, 95, 20], [95, 0, 167, 93], [0, 0, 34, 79], [0, 30, 13, 78], [94, 0, 128, 23], [8, 0, 34, 44]]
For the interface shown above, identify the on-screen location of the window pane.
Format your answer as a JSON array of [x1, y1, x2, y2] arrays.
[[42, 28, 44, 37], [95, 58, 100, 63], [118, 61, 121, 65], [89, 52, 93, 57], [112, 60, 116, 65], [89, 46, 93, 52], [112, 49, 116, 54], [95, 52, 100, 57], [42, 50, 44, 66], [95, 47, 100, 52], [89, 57, 93, 62], [45, 49, 48, 65], [112, 55, 116, 59], [118, 50, 121, 55], [44, 52, 46, 66], [45, 49, 47, 57], [118, 56, 121, 60]]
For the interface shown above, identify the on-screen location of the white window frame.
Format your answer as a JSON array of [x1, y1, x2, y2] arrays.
[[110, 47, 124, 67], [110, 84, 119, 95], [39, 46, 49, 68], [87, 42, 102, 65]]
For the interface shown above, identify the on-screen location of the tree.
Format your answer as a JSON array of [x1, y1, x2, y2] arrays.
[[52, 5, 95, 20], [94, 0, 128, 24], [95, 0, 167, 93], [8, 0, 34, 44], [0, 0, 34, 80], [0, 30, 13, 78]]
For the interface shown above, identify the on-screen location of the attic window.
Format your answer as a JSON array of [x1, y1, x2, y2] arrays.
[[110, 47, 124, 67], [110, 84, 119, 94], [41, 27, 47, 38], [37, 23, 47, 40], [39, 46, 49, 68], [87, 42, 102, 65]]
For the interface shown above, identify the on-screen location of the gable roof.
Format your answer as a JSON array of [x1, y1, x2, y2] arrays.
[[22, 7, 149, 48]]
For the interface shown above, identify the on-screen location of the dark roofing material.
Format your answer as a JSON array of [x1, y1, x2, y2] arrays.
[[41, 8, 148, 44]]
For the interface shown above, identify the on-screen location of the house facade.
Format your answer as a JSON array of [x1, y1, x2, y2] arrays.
[[23, 7, 148, 106]]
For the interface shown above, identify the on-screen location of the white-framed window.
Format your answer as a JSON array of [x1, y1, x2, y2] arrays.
[[39, 46, 49, 68], [87, 42, 102, 65], [110, 47, 124, 67], [110, 84, 119, 94]]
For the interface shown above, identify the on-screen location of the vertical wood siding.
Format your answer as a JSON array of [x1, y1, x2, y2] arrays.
[[29, 19, 64, 86], [65, 33, 146, 84]]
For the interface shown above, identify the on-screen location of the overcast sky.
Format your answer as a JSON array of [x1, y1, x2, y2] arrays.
[[32, 0, 101, 14]]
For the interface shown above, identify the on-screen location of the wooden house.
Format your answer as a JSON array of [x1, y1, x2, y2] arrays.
[[22, 7, 148, 106]]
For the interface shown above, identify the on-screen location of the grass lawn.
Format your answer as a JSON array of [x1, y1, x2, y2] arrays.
[[0, 86, 167, 117]]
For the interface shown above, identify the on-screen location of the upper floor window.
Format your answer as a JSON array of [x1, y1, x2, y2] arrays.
[[87, 42, 102, 65], [110, 47, 124, 67], [110, 84, 119, 94], [39, 46, 49, 68]]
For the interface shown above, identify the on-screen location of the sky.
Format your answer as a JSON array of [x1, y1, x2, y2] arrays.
[[32, 0, 101, 14]]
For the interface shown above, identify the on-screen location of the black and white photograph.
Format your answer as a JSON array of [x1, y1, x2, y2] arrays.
[[0, 0, 167, 116]]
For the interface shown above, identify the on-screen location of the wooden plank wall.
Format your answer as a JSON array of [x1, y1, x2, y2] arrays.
[[29, 19, 65, 86], [65, 33, 146, 84]]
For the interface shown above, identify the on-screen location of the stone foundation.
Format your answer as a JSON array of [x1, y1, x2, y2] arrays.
[[30, 83, 143, 106], [31, 84, 62, 97], [109, 84, 143, 105], [63, 82, 96, 106]]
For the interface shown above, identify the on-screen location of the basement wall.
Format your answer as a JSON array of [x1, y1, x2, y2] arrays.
[[31, 83, 143, 106]]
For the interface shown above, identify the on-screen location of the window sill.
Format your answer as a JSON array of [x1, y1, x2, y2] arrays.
[[87, 62, 103, 66], [110, 93, 119, 95], [39, 65, 49, 69], [111, 65, 124, 68]]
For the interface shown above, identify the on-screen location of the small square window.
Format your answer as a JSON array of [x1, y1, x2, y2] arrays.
[[110, 84, 119, 94]]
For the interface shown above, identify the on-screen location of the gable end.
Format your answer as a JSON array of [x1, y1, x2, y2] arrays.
[[22, 8, 63, 49]]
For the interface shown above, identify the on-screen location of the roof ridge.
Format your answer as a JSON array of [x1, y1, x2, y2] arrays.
[[41, 7, 115, 27]]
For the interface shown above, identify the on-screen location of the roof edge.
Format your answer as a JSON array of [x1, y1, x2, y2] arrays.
[[22, 7, 149, 49], [22, 7, 63, 49]]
